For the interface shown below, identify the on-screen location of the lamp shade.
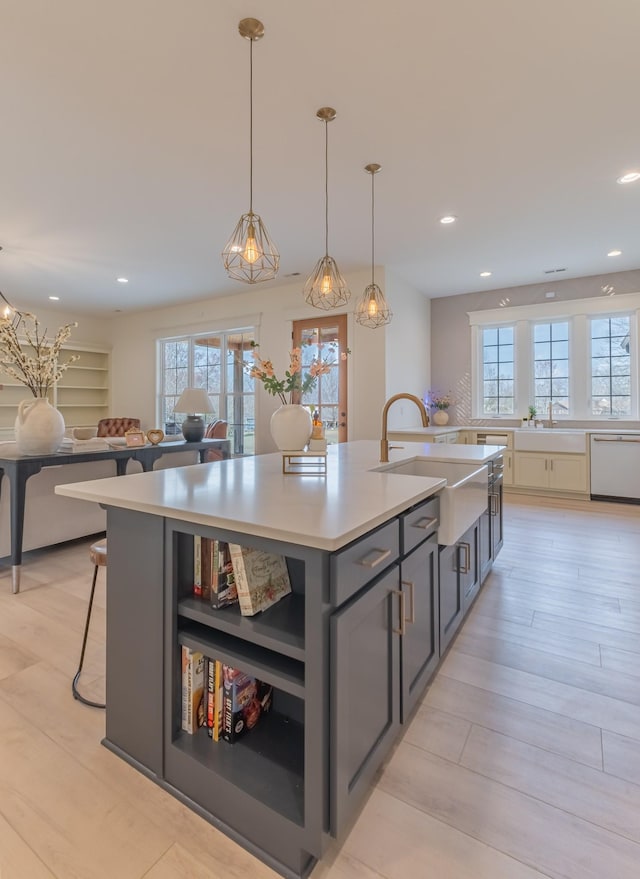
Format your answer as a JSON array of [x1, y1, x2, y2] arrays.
[[174, 388, 215, 415]]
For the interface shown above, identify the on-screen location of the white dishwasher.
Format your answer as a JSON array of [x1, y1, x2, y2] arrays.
[[590, 434, 640, 503]]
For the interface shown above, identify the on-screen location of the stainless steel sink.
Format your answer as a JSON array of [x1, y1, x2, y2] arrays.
[[372, 458, 488, 545]]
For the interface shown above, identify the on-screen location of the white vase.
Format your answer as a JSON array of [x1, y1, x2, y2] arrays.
[[14, 396, 65, 455], [432, 409, 450, 426], [270, 404, 313, 451]]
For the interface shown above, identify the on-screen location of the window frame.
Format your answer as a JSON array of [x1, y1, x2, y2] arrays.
[[157, 326, 256, 455], [469, 293, 640, 421]]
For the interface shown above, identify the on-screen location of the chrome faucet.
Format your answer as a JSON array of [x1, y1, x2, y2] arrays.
[[380, 393, 429, 462]]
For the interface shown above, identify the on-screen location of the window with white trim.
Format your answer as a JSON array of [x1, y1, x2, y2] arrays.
[[159, 329, 255, 455], [469, 293, 640, 420]]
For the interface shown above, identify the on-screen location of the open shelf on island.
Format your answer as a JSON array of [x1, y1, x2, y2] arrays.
[[178, 593, 305, 661]]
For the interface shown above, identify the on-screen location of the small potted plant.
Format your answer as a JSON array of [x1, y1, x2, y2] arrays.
[[528, 405, 537, 425], [427, 391, 455, 425]]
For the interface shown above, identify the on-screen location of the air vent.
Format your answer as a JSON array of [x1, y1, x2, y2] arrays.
[[544, 268, 567, 274]]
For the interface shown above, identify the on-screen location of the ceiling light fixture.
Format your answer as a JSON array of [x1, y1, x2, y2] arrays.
[[49, 296, 60, 301], [304, 107, 350, 309], [617, 171, 640, 184], [439, 215, 457, 224], [607, 249, 622, 257], [117, 277, 129, 284], [222, 18, 279, 284], [480, 271, 492, 277], [354, 164, 392, 329], [602, 284, 616, 297], [0, 246, 22, 328]]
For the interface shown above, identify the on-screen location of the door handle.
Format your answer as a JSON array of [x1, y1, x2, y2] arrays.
[[401, 579, 416, 623], [392, 589, 406, 636], [411, 516, 438, 532], [457, 542, 470, 574]]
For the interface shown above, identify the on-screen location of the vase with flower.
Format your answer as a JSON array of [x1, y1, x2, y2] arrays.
[[0, 308, 79, 454], [248, 340, 348, 451], [427, 390, 455, 426]]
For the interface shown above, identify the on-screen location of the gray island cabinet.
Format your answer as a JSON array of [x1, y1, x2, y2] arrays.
[[56, 440, 501, 879]]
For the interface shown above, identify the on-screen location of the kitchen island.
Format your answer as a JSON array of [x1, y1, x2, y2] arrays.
[[56, 440, 503, 879]]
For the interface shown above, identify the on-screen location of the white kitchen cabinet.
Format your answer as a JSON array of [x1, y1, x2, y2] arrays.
[[514, 451, 587, 492]]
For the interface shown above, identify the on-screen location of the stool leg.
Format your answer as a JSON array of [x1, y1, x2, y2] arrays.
[[72, 564, 106, 709]]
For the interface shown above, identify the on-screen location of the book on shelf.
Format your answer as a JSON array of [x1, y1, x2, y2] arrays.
[[193, 535, 202, 598], [181, 646, 205, 734], [210, 540, 238, 609], [213, 658, 223, 742], [228, 544, 292, 616], [205, 656, 216, 738], [221, 665, 273, 743]]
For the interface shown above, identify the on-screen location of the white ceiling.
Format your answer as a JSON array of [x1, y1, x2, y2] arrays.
[[2, 0, 640, 317]]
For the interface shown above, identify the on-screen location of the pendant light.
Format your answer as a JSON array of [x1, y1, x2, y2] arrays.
[[222, 18, 279, 284], [354, 164, 392, 328], [304, 107, 350, 309]]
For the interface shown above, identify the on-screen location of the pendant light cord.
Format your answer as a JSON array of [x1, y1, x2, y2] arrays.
[[324, 120, 329, 257], [249, 38, 253, 215], [371, 171, 375, 286]]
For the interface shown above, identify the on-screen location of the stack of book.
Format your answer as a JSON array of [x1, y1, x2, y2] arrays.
[[181, 646, 273, 744], [192, 539, 291, 616]]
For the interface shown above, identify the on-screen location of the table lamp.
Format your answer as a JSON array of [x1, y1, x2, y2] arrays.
[[174, 388, 215, 442]]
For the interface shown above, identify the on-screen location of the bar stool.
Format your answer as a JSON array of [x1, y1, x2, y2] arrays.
[[72, 538, 107, 709]]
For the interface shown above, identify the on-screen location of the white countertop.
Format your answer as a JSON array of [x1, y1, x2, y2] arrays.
[[389, 425, 640, 437], [55, 440, 503, 551]]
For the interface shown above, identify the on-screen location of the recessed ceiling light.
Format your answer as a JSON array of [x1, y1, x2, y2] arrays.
[[607, 249, 622, 257], [617, 171, 640, 184], [439, 215, 457, 224], [480, 271, 492, 277], [117, 277, 129, 283], [48, 296, 59, 301]]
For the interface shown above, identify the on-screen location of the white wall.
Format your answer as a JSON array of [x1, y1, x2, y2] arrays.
[[384, 269, 431, 429], [106, 269, 409, 451]]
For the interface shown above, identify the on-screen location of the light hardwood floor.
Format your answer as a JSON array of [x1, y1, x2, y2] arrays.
[[0, 493, 639, 879]]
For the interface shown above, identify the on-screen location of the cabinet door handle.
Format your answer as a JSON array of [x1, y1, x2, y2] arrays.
[[412, 516, 438, 532], [550, 460, 553, 471], [457, 542, 470, 574], [357, 548, 391, 569], [401, 579, 416, 623], [392, 589, 406, 636], [545, 459, 548, 471]]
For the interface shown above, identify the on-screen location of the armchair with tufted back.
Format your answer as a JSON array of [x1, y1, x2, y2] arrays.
[[96, 417, 141, 437], [204, 419, 228, 461]]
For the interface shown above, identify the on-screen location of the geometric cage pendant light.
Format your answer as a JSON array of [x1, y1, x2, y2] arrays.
[[222, 18, 279, 284], [354, 163, 393, 328], [304, 107, 351, 309]]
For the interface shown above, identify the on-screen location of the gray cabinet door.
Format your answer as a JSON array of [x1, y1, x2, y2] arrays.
[[479, 508, 492, 583], [439, 542, 464, 654], [461, 521, 480, 611], [330, 565, 401, 837], [401, 535, 439, 721], [491, 478, 504, 558]]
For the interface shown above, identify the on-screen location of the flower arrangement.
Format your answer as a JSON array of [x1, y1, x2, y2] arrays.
[[0, 310, 79, 397], [248, 339, 348, 406], [426, 390, 455, 411]]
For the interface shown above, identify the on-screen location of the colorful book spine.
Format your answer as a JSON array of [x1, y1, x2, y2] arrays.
[[228, 544, 292, 616], [213, 659, 223, 742], [210, 540, 239, 609], [181, 646, 205, 734], [206, 656, 215, 738], [200, 538, 213, 602]]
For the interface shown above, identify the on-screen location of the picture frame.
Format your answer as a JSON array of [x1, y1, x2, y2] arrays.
[[125, 428, 146, 447]]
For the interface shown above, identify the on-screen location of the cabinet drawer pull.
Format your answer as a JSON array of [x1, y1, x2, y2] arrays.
[[357, 547, 392, 569], [401, 579, 416, 623], [411, 516, 438, 532], [392, 589, 406, 636], [457, 542, 471, 574]]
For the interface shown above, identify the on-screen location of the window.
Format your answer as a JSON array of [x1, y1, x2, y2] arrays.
[[469, 293, 640, 420], [481, 326, 514, 415], [533, 320, 569, 415], [590, 315, 631, 416], [159, 330, 255, 455]]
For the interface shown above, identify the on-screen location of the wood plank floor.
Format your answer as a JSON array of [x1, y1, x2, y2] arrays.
[[0, 493, 639, 879]]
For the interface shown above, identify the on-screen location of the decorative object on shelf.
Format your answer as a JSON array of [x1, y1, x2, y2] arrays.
[[0, 301, 79, 455], [303, 107, 350, 310], [14, 396, 66, 455], [146, 428, 165, 445], [270, 404, 313, 452], [174, 388, 215, 442], [221, 18, 279, 284], [426, 390, 455, 427], [354, 164, 392, 328], [124, 428, 146, 447], [528, 404, 537, 424]]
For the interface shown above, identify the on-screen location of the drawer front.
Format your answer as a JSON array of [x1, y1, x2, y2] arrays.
[[401, 496, 439, 555], [330, 519, 400, 607]]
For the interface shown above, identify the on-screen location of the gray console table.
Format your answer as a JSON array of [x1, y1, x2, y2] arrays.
[[0, 438, 230, 593]]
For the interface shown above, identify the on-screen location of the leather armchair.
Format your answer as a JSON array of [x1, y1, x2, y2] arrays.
[[204, 420, 228, 461], [96, 417, 141, 437]]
